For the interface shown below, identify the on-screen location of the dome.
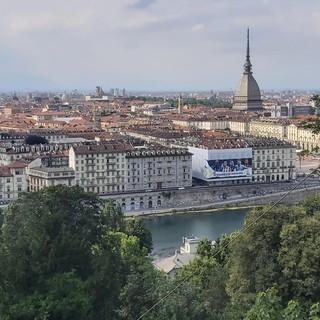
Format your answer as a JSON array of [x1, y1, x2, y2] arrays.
[[232, 28, 263, 111], [233, 73, 263, 110]]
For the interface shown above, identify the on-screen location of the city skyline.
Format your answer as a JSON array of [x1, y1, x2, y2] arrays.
[[1, 0, 320, 92]]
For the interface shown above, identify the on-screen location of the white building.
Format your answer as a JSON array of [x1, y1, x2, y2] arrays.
[[189, 146, 252, 185], [69, 143, 128, 194], [188, 137, 296, 184], [154, 235, 200, 278], [0, 161, 28, 201]]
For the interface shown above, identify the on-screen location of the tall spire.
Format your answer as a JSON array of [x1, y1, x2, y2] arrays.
[[243, 27, 252, 74]]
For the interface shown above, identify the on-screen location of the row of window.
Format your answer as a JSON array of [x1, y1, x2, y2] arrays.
[[0, 177, 23, 183], [255, 155, 293, 160], [0, 185, 22, 192], [75, 164, 124, 171], [253, 149, 293, 155]]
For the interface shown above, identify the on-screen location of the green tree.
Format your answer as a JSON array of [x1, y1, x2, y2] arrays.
[[177, 256, 229, 318], [303, 195, 320, 215], [309, 302, 320, 320], [302, 95, 320, 133], [278, 217, 320, 304], [101, 199, 126, 232], [117, 257, 166, 320], [282, 300, 306, 320], [244, 287, 282, 320], [178, 256, 218, 289], [0, 185, 125, 320], [227, 206, 306, 304], [197, 233, 235, 267], [126, 217, 153, 253]]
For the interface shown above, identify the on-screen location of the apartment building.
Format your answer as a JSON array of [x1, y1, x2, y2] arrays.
[[0, 161, 27, 201], [0, 142, 76, 166], [172, 118, 229, 130], [188, 137, 296, 185], [69, 142, 193, 194], [0, 145, 32, 166], [126, 147, 192, 191], [228, 120, 250, 135], [69, 143, 129, 194], [171, 116, 318, 153], [247, 138, 296, 182], [249, 120, 287, 140], [28, 167, 75, 192], [287, 124, 320, 151], [28, 129, 68, 143]]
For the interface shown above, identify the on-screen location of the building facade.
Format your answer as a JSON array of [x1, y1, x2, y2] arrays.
[[28, 167, 75, 192], [0, 161, 27, 201], [126, 147, 192, 191], [249, 139, 296, 182], [69, 143, 128, 194], [188, 137, 296, 185]]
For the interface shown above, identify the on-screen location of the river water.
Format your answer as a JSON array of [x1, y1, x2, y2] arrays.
[[143, 208, 249, 260]]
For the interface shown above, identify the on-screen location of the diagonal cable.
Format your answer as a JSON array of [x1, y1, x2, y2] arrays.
[[137, 166, 320, 319]]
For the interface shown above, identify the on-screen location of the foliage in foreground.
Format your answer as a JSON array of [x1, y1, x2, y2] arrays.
[[1, 185, 320, 319]]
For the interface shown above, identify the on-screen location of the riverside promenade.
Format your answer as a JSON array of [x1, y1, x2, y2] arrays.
[[126, 156, 320, 217], [126, 184, 320, 217]]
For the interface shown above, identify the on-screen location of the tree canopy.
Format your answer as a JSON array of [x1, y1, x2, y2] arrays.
[[2, 185, 320, 319], [0, 185, 152, 319]]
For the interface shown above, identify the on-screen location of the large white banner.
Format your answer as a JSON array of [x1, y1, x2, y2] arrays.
[[189, 147, 252, 181]]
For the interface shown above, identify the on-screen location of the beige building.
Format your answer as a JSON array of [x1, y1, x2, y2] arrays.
[[0, 145, 32, 166], [126, 147, 192, 191], [228, 120, 250, 135], [249, 139, 296, 182], [28, 167, 75, 192], [287, 124, 320, 152], [249, 120, 287, 140], [172, 118, 229, 131], [69, 143, 129, 194], [173, 116, 316, 154], [69, 142, 193, 195]]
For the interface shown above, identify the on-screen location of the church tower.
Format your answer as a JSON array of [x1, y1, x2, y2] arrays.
[[178, 94, 183, 114], [233, 29, 263, 111]]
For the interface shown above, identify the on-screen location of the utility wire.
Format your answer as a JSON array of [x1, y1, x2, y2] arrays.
[[137, 166, 320, 320]]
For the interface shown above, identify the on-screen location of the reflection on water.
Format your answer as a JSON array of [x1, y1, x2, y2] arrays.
[[143, 208, 249, 260]]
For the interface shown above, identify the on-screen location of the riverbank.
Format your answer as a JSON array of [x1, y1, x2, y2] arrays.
[[126, 185, 320, 217]]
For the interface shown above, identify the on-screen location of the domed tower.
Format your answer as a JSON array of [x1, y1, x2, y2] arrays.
[[233, 29, 263, 111]]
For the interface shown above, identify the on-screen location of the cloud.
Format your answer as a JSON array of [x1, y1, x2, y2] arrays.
[[0, 0, 319, 91], [191, 24, 204, 32], [128, 0, 157, 9]]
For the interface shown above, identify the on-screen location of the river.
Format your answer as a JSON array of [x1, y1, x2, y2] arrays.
[[143, 208, 249, 260]]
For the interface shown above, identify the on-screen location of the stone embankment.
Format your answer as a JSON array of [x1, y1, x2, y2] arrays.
[[127, 183, 320, 217]]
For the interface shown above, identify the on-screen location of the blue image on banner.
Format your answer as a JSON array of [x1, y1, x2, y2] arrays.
[[204, 158, 252, 179]]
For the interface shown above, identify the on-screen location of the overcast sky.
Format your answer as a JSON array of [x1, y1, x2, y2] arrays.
[[1, 0, 319, 92]]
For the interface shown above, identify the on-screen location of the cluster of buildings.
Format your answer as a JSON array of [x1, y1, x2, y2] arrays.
[[0, 128, 295, 211], [0, 136, 193, 211], [0, 28, 318, 211]]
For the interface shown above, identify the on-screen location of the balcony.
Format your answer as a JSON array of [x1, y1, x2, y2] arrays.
[[105, 162, 116, 166]]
